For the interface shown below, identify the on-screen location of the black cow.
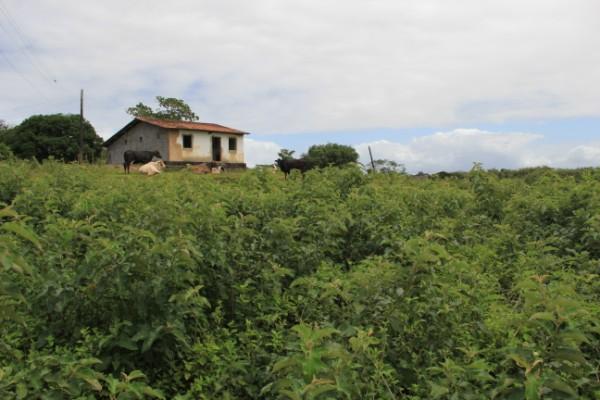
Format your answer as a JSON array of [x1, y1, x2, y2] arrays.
[[275, 158, 313, 179], [123, 150, 162, 174]]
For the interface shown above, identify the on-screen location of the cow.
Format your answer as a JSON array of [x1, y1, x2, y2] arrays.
[[189, 164, 225, 174], [190, 164, 210, 174], [123, 150, 162, 174], [138, 160, 166, 176], [275, 158, 313, 179]]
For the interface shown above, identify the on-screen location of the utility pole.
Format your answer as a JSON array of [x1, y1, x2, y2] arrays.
[[78, 89, 84, 163], [368, 145, 376, 172]]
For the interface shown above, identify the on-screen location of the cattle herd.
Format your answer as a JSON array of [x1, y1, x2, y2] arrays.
[[123, 149, 314, 178]]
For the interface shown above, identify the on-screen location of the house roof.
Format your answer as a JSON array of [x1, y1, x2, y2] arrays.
[[104, 116, 248, 146]]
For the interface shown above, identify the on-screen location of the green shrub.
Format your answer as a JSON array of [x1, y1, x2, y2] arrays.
[[1, 163, 599, 398]]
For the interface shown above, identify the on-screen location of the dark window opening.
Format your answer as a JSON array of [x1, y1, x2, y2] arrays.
[[228, 137, 237, 151], [183, 134, 192, 149], [139, 136, 143, 142], [124, 139, 127, 144]]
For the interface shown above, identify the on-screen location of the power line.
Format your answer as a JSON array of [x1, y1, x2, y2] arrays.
[[0, 49, 50, 100], [0, 0, 57, 84]]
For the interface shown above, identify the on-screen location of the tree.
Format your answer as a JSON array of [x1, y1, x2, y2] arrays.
[[372, 159, 406, 174], [2, 114, 103, 162], [127, 96, 199, 121], [304, 143, 359, 168], [277, 149, 296, 160]]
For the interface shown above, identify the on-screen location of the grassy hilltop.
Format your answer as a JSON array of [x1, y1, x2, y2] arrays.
[[1, 160, 599, 399]]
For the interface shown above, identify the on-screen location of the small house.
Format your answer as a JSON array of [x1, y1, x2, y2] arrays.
[[104, 116, 248, 168]]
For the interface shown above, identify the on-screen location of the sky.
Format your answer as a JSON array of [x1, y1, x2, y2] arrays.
[[1, 0, 599, 172]]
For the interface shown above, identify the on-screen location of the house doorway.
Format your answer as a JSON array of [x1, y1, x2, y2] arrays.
[[212, 137, 221, 161]]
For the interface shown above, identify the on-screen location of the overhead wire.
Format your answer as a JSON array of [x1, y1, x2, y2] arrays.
[[0, 0, 56, 84], [0, 47, 50, 100]]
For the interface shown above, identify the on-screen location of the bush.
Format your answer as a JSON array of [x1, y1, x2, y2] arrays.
[[304, 143, 359, 168], [0, 143, 13, 161], [1, 163, 599, 398]]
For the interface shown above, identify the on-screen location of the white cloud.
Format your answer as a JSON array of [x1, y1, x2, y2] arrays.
[[1, 0, 599, 136], [354, 129, 600, 173], [555, 145, 600, 168], [244, 138, 281, 167]]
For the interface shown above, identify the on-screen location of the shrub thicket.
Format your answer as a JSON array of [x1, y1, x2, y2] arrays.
[[1, 160, 599, 399]]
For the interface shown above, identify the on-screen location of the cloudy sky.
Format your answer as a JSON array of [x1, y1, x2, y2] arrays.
[[1, 0, 599, 172]]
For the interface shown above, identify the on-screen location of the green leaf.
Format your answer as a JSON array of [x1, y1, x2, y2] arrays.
[[272, 357, 298, 373], [16, 382, 27, 399], [75, 367, 103, 391], [543, 379, 577, 397], [103, 376, 119, 395], [550, 348, 587, 365], [312, 327, 339, 342], [559, 330, 589, 345], [141, 326, 163, 353], [83, 377, 102, 391], [115, 337, 138, 351], [430, 382, 449, 399], [125, 370, 146, 382], [305, 382, 337, 397], [142, 386, 166, 399], [0, 207, 18, 219], [1, 222, 41, 249], [525, 375, 541, 400], [529, 312, 555, 322], [508, 353, 529, 370], [279, 389, 302, 400], [292, 323, 313, 342], [78, 358, 102, 367]]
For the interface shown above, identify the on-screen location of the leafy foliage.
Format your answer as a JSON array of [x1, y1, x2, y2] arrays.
[[278, 149, 296, 161], [0, 143, 13, 161], [127, 96, 199, 121], [0, 114, 103, 162], [1, 160, 599, 398], [304, 143, 359, 168]]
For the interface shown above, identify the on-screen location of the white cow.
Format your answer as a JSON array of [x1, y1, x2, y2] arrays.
[[139, 160, 166, 176]]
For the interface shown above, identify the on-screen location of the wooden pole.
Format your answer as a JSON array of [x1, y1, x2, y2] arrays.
[[78, 89, 84, 163], [368, 145, 376, 171]]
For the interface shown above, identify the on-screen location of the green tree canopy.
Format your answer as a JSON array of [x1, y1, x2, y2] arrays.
[[277, 148, 296, 160], [127, 96, 199, 121], [1, 114, 103, 162], [304, 143, 359, 168]]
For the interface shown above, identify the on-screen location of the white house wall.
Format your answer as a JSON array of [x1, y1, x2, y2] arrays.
[[168, 129, 245, 163]]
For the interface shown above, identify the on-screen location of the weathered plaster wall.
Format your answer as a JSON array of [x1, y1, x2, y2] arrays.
[[106, 123, 169, 164], [168, 130, 245, 163]]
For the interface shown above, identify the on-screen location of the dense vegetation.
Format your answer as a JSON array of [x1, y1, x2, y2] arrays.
[[1, 160, 599, 399], [0, 114, 103, 162], [304, 144, 359, 168]]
